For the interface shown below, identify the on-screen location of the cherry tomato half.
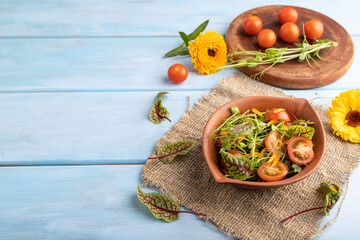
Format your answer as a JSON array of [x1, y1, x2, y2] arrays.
[[168, 64, 188, 84], [304, 19, 324, 40], [257, 29, 277, 48], [219, 150, 243, 171], [243, 15, 263, 35], [265, 108, 291, 122], [257, 162, 288, 182], [280, 22, 300, 43], [287, 136, 314, 165], [278, 7, 299, 24], [265, 131, 284, 154]]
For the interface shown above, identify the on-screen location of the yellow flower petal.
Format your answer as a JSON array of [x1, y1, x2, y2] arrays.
[[328, 89, 360, 143], [188, 31, 227, 75]]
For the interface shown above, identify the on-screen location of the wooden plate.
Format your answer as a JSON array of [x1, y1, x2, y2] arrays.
[[225, 5, 354, 89]]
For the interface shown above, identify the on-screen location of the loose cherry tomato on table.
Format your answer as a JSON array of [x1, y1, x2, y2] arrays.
[[167, 64, 188, 83], [304, 19, 324, 40], [243, 15, 263, 35], [279, 22, 300, 43], [265, 108, 291, 122], [265, 131, 284, 154], [278, 7, 299, 24], [257, 161, 288, 182], [257, 29, 277, 48], [287, 136, 315, 165]]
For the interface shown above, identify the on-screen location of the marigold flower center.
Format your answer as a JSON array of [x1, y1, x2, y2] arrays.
[[345, 110, 360, 127], [207, 49, 216, 57]]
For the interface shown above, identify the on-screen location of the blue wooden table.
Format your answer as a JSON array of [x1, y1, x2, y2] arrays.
[[0, 1, 359, 239]]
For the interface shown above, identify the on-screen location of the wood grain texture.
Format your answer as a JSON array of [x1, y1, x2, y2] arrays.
[[226, 5, 354, 89], [0, 0, 359, 37], [0, 37, 359, 92], [0, 165, 358, 240], [0, 89, 347, 165]]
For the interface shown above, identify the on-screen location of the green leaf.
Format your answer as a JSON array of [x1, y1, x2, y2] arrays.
[[298, 51, 307, 62], [228, 122, 252, 136], [156, 92, 169, 101], [165, 43, 186, 57], [137, 185, 181, 222], [177, 50, 190, 56], [231, 106, 240, 114], [220, 149, 255, 180], [287, 125, 315, 140], [149, 92, 171, 124], [179, 32, 191, 46], [292, 164, 302, 173], [319, 181, 341, 215], [150, 140, 195, 164], [187, 19, 209, 40]]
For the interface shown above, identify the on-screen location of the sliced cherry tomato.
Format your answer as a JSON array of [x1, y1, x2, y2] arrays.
[[279, 22, 300, 43], [265, 131, 284, 154], [257, 29, 276, 48], [219, 150, 243, 170], [257, 162, 288, 182], [287, 136, 314, 165], [168, 64, 188, 84], [278, 7, 299, 24], [243, 15, 263, 35], [304, 19, 324, 40], [265, 108, 291, 122]]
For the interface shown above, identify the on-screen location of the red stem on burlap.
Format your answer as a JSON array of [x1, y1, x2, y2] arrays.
[[281, 206, 323, 223]]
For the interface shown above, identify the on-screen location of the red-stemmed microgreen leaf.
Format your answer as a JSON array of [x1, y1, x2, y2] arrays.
[[220, 149, 255, 180], [148, 140, 195, 164], [137, 185, 206, 223], [228, 122, 252, 136], [149, 92, 171, 124], [287, 125, 315, 140], [281, 181, 341, 223], [156, 92, 169, 101]]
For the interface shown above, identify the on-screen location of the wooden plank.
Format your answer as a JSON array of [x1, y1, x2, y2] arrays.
[[0, 89, 348, 165], [0, 165, 358, 239], [0, 0, 359, 37], [0, 37, 359, 92]]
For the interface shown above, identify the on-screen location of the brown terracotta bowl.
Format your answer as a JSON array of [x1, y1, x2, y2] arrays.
[[202, 96, 326, 189]]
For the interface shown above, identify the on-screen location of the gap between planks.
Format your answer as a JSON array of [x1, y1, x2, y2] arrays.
[[0, 163, 145, 168]]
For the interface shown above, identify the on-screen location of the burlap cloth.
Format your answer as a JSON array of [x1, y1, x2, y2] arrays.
[[141, 74, 360, 240]]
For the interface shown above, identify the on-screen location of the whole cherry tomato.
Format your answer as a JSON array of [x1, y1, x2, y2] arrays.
[[168, 64, 188, 83], [257, 29, 277, 48], [278, 7, 299, 24], [304, 19, 324, 40], [243, 15, 263, 35], [257, 161, 288, 182], [280, 22, 300, 43], [265, 108, 291, 122], [287, 136, 315, 165]]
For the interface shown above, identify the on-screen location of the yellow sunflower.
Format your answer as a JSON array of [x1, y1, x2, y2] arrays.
[[188, 31, 227, 75], [327, 89, 360, 143]]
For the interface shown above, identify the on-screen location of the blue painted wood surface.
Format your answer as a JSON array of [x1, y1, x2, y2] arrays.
[[0, 0, 359, 239]]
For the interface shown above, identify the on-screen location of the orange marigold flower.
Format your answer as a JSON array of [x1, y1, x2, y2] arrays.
[[188, 31, 227, 75]]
